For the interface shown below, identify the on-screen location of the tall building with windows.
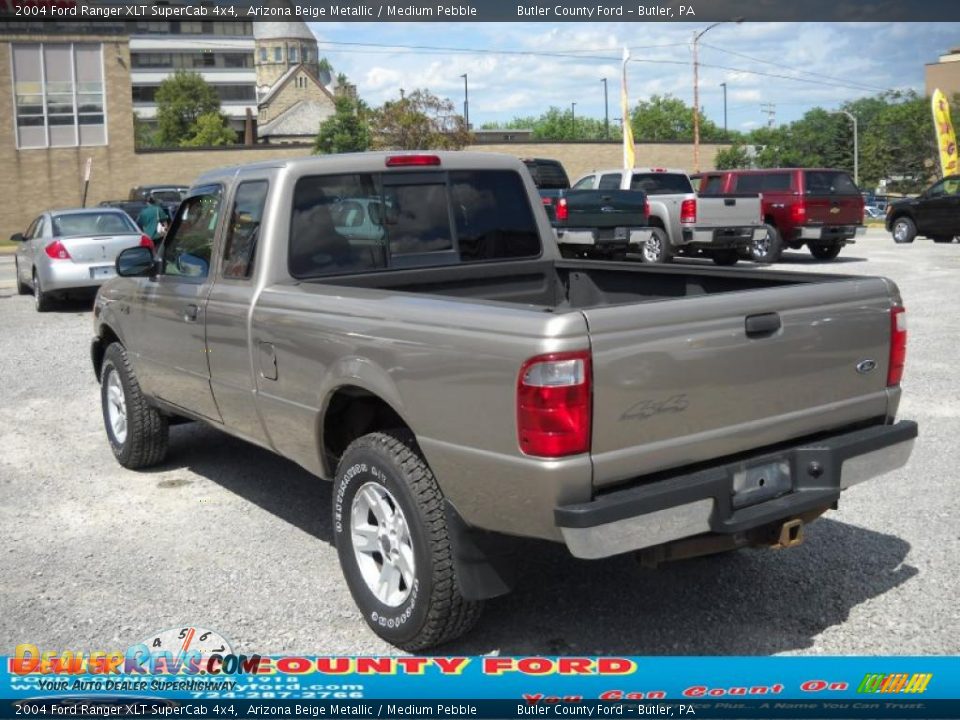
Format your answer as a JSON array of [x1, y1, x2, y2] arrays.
[[129, 20, 257, 132]]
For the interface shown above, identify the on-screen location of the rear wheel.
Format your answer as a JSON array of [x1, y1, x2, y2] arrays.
[[334, 431, 482, 650], [809, 243, 842, 261], [891, 217, 916, 244], [711, 249, 740, 266], [15, 258, 30, 295], [33, 271, 53, 312], [639, 227, 672, 264], [750, 224, 784, 264], [100, 342, 169, 469]]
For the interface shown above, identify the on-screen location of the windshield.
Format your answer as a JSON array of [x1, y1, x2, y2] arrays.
[[52, 212, 138, 237], [151, 190, 185, 203], [630, 173, 694, 195]]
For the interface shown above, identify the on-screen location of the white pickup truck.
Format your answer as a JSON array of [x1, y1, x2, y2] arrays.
[[571, 167, 766, 265]]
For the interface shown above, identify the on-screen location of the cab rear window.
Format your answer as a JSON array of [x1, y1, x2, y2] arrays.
[[630, 173, 694, 194], [289, 170, 541, 278]]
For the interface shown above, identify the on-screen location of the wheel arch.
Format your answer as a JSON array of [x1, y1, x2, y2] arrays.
[[91, 323, 123, 380]]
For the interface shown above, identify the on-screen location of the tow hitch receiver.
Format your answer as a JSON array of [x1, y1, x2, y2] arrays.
[[774, 518, 804, 549]]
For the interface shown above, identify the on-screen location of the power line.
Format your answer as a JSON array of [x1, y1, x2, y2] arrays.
[[761, 102, 777, 128]]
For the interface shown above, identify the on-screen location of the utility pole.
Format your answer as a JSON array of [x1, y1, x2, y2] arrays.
[[601, 77, 609, 139], [834, 109, 859, 186], [571, 101, 577, 138], [460, 73, 469, 130], [692, 18, 743, 172], [761, 102, 776, 128], [720, 82, 728, 138]]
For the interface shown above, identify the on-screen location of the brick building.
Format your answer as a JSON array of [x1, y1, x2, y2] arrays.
[[925, 47, 960, 98]]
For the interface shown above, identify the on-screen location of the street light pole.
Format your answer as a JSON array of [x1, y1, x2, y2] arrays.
[[692, 18, 742, 172], [571, 101, 577, 138], [460, 73, 469, 130], [720, 81, 728, 139], [601, 78, 609, 139], [836, 109, 858, 186]]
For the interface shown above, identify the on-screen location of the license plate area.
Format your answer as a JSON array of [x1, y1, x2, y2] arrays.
[[731, 459, 791, 509], [91, 266, 115, 280]]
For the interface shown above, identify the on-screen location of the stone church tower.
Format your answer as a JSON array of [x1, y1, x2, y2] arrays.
[[254, 22, 323, 97]]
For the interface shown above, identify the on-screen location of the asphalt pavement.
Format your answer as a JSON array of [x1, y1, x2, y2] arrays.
[[1, 230, 958, 656]]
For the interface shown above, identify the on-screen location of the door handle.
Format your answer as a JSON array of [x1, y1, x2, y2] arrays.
[[745, 312, 781, 337], [183, 303, 199, 323]]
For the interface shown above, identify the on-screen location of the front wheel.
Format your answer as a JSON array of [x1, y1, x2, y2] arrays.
[[334, 431, 482, 650], [100, 342, 169, 469], [750, 224, 784, 264], [891, 217, 916, 244], [639, 227, 672, 264], [809, 243, 842, 261]]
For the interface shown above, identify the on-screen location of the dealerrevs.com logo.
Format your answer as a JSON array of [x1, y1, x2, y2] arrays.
[[857, 673, 932, 694]]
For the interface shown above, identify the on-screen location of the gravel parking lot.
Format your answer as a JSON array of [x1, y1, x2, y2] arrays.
[[1, 230, 958, 656]]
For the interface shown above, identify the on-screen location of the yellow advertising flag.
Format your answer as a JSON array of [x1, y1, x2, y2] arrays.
[[932, 89, 958, 176], [621, 48, 636, 169]]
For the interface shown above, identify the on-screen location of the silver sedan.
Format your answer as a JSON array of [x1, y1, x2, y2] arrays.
[[12, 208, 151, 312]]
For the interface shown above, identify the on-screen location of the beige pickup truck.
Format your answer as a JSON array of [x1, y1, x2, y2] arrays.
[[91, 152, 916, 650]]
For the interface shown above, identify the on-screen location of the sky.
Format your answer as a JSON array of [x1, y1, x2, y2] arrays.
[[305, 22, 958, 130]]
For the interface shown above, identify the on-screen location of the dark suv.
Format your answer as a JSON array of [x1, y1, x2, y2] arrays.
[[886, 176, 959, 244]]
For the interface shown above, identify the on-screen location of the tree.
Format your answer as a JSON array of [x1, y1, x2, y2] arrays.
[[483, 107, 616, 141], [180, 112, 237, 147], [155, 71, 222, 147], [314, 97, 372, 154], [630, 94, 726, 142], [715, 142, 752, 169], [370, 89, 471, 150]]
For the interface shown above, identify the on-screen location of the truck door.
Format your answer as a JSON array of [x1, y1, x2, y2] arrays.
[[205, 177, 272, 445], [134, 184, 223, 421], [916, 177, 960, 237]]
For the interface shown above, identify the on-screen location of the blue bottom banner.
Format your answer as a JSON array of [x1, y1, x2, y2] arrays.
[[1, 655, 956, 719]]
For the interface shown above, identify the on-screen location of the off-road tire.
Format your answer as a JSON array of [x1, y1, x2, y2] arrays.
[[809, 243, 842, 260], [639, 226, 672, 264], [891, 217, 916, 244], [15, 258, 30, 295], [333, 431, 482, 650], [750, 224, 784, 264], [100, 342, 169, 469]]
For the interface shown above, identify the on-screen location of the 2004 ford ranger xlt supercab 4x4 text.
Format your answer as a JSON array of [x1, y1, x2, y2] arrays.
[[91, 152, 917, 650]]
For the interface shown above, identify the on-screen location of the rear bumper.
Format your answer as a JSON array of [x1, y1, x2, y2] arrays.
[[681, 225, 767, 248], [555, 227, 653, 248], [39, 260, 116, 293], [796, 225, 866, 242], [556, 420, 917, 559]]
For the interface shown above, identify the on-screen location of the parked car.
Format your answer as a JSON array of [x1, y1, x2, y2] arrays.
[[99, 185, 188, 228], [92, 151, 916, 650], [696, 168, 866, 262], [523, 158, 652, 258], [11, 208, 152, 312], [885, 175, 959, 244], [576, 168, 766, 265]]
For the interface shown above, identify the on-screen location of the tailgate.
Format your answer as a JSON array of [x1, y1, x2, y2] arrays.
[[803, 170, 863, 225], [694, 195, 762, 228], [583, 278, 896, 488], [562, 190, 647, 229]]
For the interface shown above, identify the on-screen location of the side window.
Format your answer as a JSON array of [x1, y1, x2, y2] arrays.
[[598, 173, 622, 190], [24, 217, 42, 240], [572, 175, 597, 190], [945, 178, 960, 195], [222, 180, 268, 279], [762, 173, 792, 192], [162, 186, 222, 280], [733, 174, 764, 194]]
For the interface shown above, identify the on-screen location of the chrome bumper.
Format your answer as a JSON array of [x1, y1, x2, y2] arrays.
[[557, 421, 917, 560]]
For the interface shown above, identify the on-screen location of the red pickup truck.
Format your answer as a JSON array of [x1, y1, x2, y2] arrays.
[[694, 168, 866, 262]]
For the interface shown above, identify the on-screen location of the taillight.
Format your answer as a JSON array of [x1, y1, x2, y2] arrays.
[[680, 198, 697, 224], [643, 198, 650, 217], [139, 234, 155, 251], [44, 240, 71, 260], [385, 154, 441, 167], [517, 351, 591, 458], [556, 197, 569, 222], [791, 201, 807, 225], [888, 306, 907, 387]]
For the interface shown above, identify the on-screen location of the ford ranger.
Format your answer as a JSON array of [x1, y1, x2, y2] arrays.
[[91, 152, 917, 650]]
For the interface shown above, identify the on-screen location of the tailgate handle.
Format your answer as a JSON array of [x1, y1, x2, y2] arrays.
[[724, 198, 736, 206], [745, 312, 781, 337]]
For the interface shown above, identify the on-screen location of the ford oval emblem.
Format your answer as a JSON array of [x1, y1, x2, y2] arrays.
[[856, 359, 877, 374]]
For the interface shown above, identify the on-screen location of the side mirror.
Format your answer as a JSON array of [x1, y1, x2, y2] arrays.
[[116, 246, 156, 278], [9, 232, 24, 242]]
